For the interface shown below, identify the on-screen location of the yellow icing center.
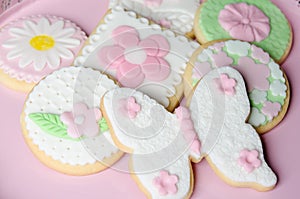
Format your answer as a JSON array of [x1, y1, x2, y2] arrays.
[[30, 35, 55, 51]]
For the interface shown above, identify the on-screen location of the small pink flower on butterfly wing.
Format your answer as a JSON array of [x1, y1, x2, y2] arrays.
[[153, 170, 178, 196], [126, 97, 141, 119], [215, 73, 237, 96], [238, 149, 262, 173]]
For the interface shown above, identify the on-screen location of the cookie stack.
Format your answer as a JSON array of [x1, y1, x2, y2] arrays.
[[0, 0, 292, 198]]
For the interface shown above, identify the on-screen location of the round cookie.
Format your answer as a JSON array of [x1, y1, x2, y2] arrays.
[[0, 15, 87, 92], [21, 67, 123, 175], [184, 40, 290, 134], [194, 0, 293, 63]]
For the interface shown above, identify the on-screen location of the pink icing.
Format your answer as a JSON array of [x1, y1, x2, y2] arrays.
[[175, 106, 201, 156], [98, 25, 170, 88], [211, 51, 233, 67], [60, 103, 102, 138], [262, 101, 281, 119], [123, 97, 141, 119], [214, 73, 236, 96], [153, 170, 178, 196], [144, 0, 163, 7], [192, 62, 212, 80], [218, 3, 270, 42], [209, 42, 225, 52], [0, 15, 86, 83], [251, 45, 270, 64], [238, 149, 262, 173], [159, 19, 171, 28], [236, 57, 270, 91]]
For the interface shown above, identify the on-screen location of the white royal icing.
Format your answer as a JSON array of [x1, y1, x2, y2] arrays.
[[270, 80, 287, 97], [250, 89, 267, 105], [24, 67, 120, 166], [225, 40, 251, 57], [74, 7, 199, 108], [190, 67, 277, 187], [109, 0, 200, 34]]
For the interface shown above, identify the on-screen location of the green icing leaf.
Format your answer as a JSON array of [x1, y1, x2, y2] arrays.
[[29, 113, 80, 141], [99, 117, 109, 132], [198, 0, 291, 61]]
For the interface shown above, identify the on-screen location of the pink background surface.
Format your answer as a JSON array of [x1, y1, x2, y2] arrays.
[[0, 0, 299, 198]]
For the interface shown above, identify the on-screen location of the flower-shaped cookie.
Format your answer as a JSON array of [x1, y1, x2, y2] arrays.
[[98, 25, 170, 88], [218, 3, 270, 42], [238, 149, 262, 173]]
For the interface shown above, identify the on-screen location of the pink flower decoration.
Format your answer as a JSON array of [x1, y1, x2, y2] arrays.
[[159, 19, 172, 28], [98, 26, 170, 88], [215, 73, 237, 96], [60, 103, 102, 138], [192, 62, 212, 80], [125, 97, 141, 119], [209, 42, 225, 52], [236, 57, 270, 92], [262, 101, 281, 119], [175, 106, 201, 156], [218, 3, 270, 42], [251, 45, 270, 64], [211, 51, 233, 67], [145, 0, 163, 7], [238, 149, 262, 173], [153, 170, 178, 196]]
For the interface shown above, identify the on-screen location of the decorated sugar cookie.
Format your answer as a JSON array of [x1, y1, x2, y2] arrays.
[[184, 40, 290, 133], [194, 0, 292, 63], [101, 67, 277, 198], [109, 0, 200, 36], [0, 15, 87, 92], [21, 67, 123, 175], [74, 7, 199, 111]]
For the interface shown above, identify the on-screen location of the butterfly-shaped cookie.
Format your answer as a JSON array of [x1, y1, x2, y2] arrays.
[[101, 67, 277, 198]]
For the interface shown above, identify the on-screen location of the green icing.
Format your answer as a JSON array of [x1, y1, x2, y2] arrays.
[[99, 117, 109, 132], [29, 113, 109, 141], [198, 0, 291, 61]]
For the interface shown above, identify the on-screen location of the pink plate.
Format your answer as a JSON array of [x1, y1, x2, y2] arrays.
[[0, 0, 300, 198]]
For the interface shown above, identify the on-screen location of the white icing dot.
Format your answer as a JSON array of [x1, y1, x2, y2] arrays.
[[225, 40, 251, 57], [269, 61, 285, 81], [270, 80, 287, 97], [249, 107, 266, 127], [249, 90, 267, 105]]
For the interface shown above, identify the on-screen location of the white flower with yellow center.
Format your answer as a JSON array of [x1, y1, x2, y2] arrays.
[[2, 17, 81, 71]]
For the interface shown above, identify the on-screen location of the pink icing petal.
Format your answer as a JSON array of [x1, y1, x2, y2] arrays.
[[209, 42, 225, 52], [141, 57, 170, 81], [107, 46, 125, 65], [211, 51, 233, 67], [192, 62, 212, 79], [146, 35, 170, 57], [139, 38, 159, 56], [112, 26, 139, 41], [145, 0, 163, 7], [251, 45, 270, 64], [218, 3, 270, 42], [215, 74, 237, 96], [94, 108, 102, 121], [117, 62, 145, 87], [60, 112, 82, 138], [236, 56, 270, 92], [153, 170, 178, 196], [159, 19, 172, 28], [125, 97, 141, 119], [230, 24, 255, 42], [238, 149, 262, 173], [261, 101, 281, 119], [117, 32, 140, 49]]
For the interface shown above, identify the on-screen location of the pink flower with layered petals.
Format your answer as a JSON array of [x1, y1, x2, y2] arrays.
[[125, 97, 141, 119], [238, 149, 262, 173], [98, 26, 170, 88], [153, 170, 178, 196], [261, 101, 281, 119], [60, 103, 102, 138], [218, 3, 270, 42]]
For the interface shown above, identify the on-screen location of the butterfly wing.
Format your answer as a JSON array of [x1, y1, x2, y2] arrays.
[[189, 67, 277, 191]]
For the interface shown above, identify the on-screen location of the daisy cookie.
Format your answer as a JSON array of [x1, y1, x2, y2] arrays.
[[194, 0, 293, 63], [110, 0, 200, 36], [74, 7, 199, 111], [184, 40, 290, 133], [21, 67, 123, 175], [100, 67, 277, 198], [0, 15, 87, 92]]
